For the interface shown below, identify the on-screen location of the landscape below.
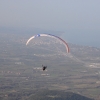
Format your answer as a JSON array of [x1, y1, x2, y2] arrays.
[[0, 33, 100, 100]]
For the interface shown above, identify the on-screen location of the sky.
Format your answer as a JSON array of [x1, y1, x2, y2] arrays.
[[0, 0, 100, 47]]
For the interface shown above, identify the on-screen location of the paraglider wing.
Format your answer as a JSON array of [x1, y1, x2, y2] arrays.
[[26, 36, 35, 45], [26, 34, 41, 45], [26, 34, 69, 53]]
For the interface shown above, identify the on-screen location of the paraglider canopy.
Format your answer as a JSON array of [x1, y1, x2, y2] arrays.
[[26, 33, 69, 53]]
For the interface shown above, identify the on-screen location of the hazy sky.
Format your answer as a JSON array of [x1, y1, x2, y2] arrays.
[[0, 0, 100, 47]]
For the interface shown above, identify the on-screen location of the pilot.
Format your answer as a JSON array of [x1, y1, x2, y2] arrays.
[[42, 65, 47, 71]]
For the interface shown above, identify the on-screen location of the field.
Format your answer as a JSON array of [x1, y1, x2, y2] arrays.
[[0, 33, 100, 99]]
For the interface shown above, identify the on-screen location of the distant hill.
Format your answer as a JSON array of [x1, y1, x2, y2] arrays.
[[27, 90, 93, 100]]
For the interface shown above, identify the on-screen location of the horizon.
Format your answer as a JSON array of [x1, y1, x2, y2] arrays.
[[0, 0, 100, 48]]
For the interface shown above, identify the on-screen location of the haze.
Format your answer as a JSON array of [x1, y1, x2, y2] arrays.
[[0, 0, 100, 47]]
